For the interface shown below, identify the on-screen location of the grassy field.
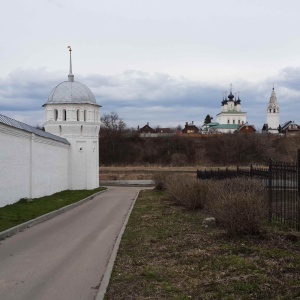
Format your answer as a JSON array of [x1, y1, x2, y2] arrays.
[[105, 189, 300, 300], [100, 166, 200, 180], [99, 166, 253, 181], [0, 187, 106, 232]]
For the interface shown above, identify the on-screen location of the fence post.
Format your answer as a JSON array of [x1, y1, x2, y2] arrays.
[[268, 159, 272, 223]]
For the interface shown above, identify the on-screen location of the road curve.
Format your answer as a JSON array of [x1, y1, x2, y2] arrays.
[[0, 186, 143, 300]]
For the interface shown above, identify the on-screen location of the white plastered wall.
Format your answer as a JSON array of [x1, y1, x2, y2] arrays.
[[0, 123, 69, 207], [267, 113, 279, 131], [67, 137, 99, 190], [217, 113, 247, 125], [44, 103, 100, 191]]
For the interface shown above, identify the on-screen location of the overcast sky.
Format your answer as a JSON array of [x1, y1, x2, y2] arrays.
[[1, 0, 300, 130]]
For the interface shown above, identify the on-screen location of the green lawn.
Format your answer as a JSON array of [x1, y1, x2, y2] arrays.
[[0, 187, 106, 232], [105, 189, 300, 300]]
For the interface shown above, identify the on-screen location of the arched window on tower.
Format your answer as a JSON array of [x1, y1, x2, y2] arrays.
[[269, 109, 272, 113], [273, 109, 276, 113], [227, 119, 230, 124], [54, 109, 58, 121], [233, 120, 235, 124], [76, 109, 80, 121], [84, 109, 87, 121], [238, 120, 240, 124], [62, 109, 67, 121]]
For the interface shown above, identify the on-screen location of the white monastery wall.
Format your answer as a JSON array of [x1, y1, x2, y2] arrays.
[[0, 125, 31, 207], [0, 123, 69, 207], [65, 133, 99, 190], [44, 103, 100, 191], [31, 136, 69, 198]]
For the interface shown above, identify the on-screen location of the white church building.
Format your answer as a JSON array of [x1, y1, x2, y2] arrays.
[[0, 48, 101, 208], [203, 85, 247, 133]]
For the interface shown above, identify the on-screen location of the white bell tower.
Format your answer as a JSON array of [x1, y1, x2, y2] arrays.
[[43, 47, 101, 190], [266, 86, 279, 133]]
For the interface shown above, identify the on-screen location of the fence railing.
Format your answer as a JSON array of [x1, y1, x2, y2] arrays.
[[196, 165, 269, 180], [268, 160, 299, 231], [197, 154, 300, 231]]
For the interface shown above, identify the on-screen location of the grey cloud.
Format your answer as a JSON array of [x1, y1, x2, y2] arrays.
[[275, 67, 300, 91], [84, 70, 221, 109], [1, 67, 300, 129], [0, 68, 64, 113], [47, 0, 64, 8]]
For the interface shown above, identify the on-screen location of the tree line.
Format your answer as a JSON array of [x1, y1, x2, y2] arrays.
[[99, 112, 300, 166]]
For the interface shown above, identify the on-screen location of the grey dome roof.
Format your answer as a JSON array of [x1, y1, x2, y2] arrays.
[[45, 80, 98, 106]]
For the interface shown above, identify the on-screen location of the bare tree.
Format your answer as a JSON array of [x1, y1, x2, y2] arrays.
[[99, 112, 129, 165], [100, 112, 126, 134]]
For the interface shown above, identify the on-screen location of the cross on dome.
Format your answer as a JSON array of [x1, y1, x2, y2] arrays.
[[228, 84, 234, 100], [67, 46, 74, 82]]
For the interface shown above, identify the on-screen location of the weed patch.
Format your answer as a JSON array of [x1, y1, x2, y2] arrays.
[[207, 178, 268, 235], [165, 174, 210, 210]]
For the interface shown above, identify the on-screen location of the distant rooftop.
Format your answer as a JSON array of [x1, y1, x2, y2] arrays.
[[0, 114, 70, 145]]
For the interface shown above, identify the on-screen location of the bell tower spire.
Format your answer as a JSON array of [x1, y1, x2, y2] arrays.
[[266, 85, 280, 133], [67, 46, 74, 82]]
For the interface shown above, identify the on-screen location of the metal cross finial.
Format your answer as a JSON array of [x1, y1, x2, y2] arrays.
[[67, 46, 74, 82], [230, 83, 233, 93]]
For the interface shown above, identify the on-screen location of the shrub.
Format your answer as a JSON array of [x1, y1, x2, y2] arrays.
[[171, 153, 188, 166], [207, 178, 267, 235], [165, 174, 210, 210], [153, 172, 168, 190], [204, 134, 272, 165]]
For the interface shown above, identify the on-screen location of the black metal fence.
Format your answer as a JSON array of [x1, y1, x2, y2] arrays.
[[197, 152, 300, 231], [268, 160, 299, 231], [196, 165, 269, 181]]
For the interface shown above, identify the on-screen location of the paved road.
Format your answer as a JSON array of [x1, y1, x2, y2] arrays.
[[0, 186, 142, 300]]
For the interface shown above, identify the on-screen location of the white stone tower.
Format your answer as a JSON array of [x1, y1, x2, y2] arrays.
[[43, 47, 101, 190], [266, 86, 279, 133]]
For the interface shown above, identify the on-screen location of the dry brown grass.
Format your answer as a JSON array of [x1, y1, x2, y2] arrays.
[[105, 189, 300, 299], [98, 166, 255, 181], [99, 166, 199, 180], [207, 178, 268, 235], [165, 174, 210, 210]]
